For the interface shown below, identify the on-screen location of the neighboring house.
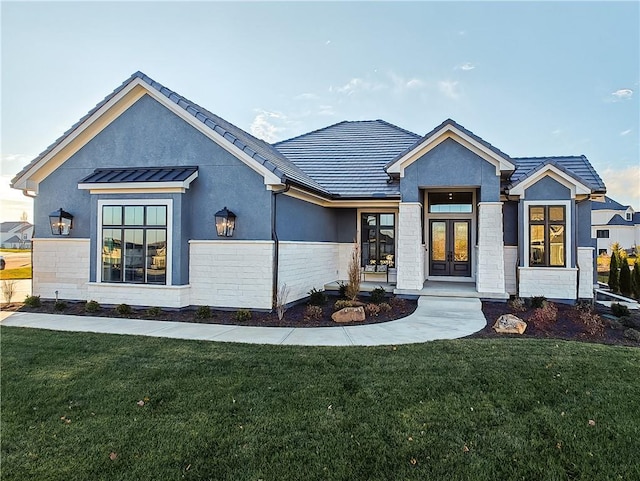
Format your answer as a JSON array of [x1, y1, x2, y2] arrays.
[[591, 196, 639, 255], [11, 72, 606, 309], [0, 222, 33, 248]]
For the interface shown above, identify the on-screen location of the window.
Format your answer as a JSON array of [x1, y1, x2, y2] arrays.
[[626, 212, 632, 221], [596, 230, 609, 239], [428, 192, 473, 213], [529, 205, 565, 267], [361, 213, 395, 269], [101, 205, 167, 284], [598, 249, 608, 256]]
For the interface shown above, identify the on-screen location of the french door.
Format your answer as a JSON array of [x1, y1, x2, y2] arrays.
[[429, 219, 471, 277]]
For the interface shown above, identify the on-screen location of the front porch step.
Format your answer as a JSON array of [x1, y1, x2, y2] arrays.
[[394, 281, 509, 300]]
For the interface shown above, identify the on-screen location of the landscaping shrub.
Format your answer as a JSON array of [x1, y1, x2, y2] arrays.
[[508, 297, 527, 312], [623, 328, 640, 342], [610, 303, 630, 318], [619, 316, 640, 329], [303, 305, 323, 322], [345, 243, 361, 301], [575, 306, 604, 338], [378, 302, 392, 313], [365, 303, 381, 317], [529, 302, 558, 331], [389, 296, 408, 310], [115, 303, 132, 316], [23, 295, 41, 308], [147, 306, 162, 317], [369, 287, 387, 304], [85, 300, 100, 313], [337, 281, 347, 298], [235, 309, 252, 322], [619, 256, 632, 296], [54, 301, 67, 311], [608, 247, 620, 293], [334, 299, 355, 311], [307, 287, 327, 306], [529, 296, 547, 309], [195, 305, 211, 319]]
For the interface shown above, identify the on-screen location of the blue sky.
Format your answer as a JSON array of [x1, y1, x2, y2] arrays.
[[1, 0, 638, 222]]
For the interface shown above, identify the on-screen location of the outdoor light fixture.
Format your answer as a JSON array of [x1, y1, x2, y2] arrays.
[[49, 208, 73, 236], [214, 206, 236, 237]]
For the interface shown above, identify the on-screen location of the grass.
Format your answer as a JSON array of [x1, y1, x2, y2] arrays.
[[0, 248, 31, 253], [2, 328, 639, 481], [0, 266, 32, 280]]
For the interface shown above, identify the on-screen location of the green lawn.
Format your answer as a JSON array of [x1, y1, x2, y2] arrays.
[[2, 328, 639, 480], [0, 265, 32, 280]]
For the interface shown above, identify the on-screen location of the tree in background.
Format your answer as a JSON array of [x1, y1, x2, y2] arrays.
[[608, 244, 620, 293], [618, 250, 631, 296]]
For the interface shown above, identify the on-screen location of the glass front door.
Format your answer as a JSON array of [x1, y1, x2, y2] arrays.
[[429, 219, 471, 277]]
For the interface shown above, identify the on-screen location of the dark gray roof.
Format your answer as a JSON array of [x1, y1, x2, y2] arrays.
[[607, 213, 640, 226], [2, 235, 23, 244], [274, 120, 421, 197], [508, 156, 606, 192], [79, 166, 198, 184], [12, 72, 329, 196], [0, 221, 32, 232], [591, 196, 628, 211]]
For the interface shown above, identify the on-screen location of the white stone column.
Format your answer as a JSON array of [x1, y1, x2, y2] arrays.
[[396, 202, 424, 290], [577, 247, 595, 299], [476, 202, 506, 295]]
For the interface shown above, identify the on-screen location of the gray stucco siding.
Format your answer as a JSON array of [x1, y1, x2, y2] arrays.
[[276, 195, 336, 242], [400, 138, 500, 202], [523, 176, 571, 200], [502, 201, 519, 246]]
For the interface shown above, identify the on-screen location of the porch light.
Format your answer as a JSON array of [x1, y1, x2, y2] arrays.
[[215, 206, 236, 237], [49, 208, 73, 236]]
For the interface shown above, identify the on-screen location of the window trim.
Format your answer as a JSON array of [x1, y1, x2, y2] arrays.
[[97, 199, 173, 285], [357, 209, 398, 270], [523, 200, 571, 268]]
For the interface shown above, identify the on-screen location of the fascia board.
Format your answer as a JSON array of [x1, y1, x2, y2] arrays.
[[284, 186, 400, 208], [508, 165, 592, 199]]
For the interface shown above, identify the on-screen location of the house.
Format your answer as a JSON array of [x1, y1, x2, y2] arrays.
[[11, 72, 606, 309], [591, 196, 639, 255], [0, 222, 33, 249]]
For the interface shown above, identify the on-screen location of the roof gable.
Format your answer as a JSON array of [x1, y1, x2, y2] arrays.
[[385, 119, 516, 177], [591, 196, 628, 211]]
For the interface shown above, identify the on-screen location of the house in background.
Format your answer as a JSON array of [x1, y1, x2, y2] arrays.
[[11, 72, 606, 310], [0, 222, 33, 249], [592, 196, 639, 255]]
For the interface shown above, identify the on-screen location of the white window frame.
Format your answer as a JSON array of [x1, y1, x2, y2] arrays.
[[96, 199, 173, 285], [523, 200, 572, 268]]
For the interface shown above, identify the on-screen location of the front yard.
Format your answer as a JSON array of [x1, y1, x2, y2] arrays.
[[2, 328, 639, 480]]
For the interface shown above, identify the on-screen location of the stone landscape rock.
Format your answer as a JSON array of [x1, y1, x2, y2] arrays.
[[331, 306, 366, 323], [492, 313, 527, 334]]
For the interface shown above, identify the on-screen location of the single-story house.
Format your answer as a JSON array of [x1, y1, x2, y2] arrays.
[[0, 221, 33, 249], [11, 72, 606, 309], [591, 196, 639, 255]]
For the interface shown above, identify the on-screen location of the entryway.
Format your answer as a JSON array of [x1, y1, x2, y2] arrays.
[[429, 219, 471, 277]]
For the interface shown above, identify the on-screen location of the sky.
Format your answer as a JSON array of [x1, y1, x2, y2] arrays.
[[1, 0, 638, 223]]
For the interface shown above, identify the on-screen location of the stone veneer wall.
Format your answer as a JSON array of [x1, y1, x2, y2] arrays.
[[476, 202, 506, 295], [32, 238, 90, 301], [518, 267, 578, 300], [396, 202, 424, 290], [577, 247, 595, 299], [504, 246, 518, 295]]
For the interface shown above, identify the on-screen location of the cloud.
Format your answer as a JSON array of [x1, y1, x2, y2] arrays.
[[438, 80, 461, 100], [611, 88, 633, 100], [457, 63, 476, 71], [332, 77, 385, 96], [317, 105, 335, 116], [249, 110, 287, 143], [620, 129, 632, 136], [0, 173, 33, 223], [551, 129, 562, 135], [295, 93, 319, 100], [601, 165, 640, 209]]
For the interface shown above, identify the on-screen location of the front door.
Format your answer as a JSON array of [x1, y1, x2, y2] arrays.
[[429, 219, 471, 277]]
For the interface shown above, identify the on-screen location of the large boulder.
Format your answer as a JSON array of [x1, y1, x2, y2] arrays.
[[332, 306, 366, 323], [493, 314, 527, 334]]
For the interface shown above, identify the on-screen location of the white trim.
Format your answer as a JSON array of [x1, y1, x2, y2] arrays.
[[508, 165, 592, 199], [523, 200, 572, 268], [386, 124, 515, 178], [78, 170, 198, 193], [96, 199, 173, 285], [284, 186, 400, 208]]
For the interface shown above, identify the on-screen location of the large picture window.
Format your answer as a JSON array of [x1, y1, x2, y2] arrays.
[[101, 205, 167, 284], [361, 213, 395, 269], [529, 205, 565, 267]]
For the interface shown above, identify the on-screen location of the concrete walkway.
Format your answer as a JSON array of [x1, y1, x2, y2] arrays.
[[0, 296, 487, 346]]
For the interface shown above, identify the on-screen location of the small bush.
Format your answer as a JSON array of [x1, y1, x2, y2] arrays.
[[611, 303, 630, 318], [619, 316, 640, 329], [54, 301, 67, 311], [529, 296, 548, 309], [85, 300, 100, 313], [378, 302, 392, 313], [115, 303, 132, 316], [307, 288, 327, 306], [365, 303, 381, 317], [235, 309, 252, 322], [509, 297, 527, 312], [147, 306, 162, 317], [623, 328, 640, 342], [369, 287, 387, 304], [334, 299, 356, 311], [195, 305, 212, 319], [304, 305, 323, 322], [529, 302, 558, 331], [389, 296, 408, 311], [24, 295, 41, 308], [338, 281, 348, 298], [576, 308, 605, 338]]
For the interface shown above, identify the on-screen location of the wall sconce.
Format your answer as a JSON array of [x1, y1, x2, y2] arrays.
[[215, 206, 236, 237], [49, 208, 73, 236]]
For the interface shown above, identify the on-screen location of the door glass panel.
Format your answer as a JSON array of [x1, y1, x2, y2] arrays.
[[431, 222, 446, 261], [453, 222, 469, 261], [379, 214, 394, 226]]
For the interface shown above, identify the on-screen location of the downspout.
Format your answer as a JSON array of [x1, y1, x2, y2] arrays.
[[23, 190, 37, 297], [574, 197, 589, 302], [271, 184, 290, 310]]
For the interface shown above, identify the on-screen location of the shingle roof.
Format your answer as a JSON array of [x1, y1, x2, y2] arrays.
[[0, 222, 31, 233], [607, 213, 640, 226], [508, 156, 606, 192], [79, 166, 198, 184], [274, 120, 421, 197], [591, 196, 629, 211], [2, 235, 23, 244], [12, 72, 330, 196]]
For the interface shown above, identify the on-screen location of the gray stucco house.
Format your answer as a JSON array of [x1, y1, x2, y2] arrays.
[[11, 72, 606, 309]]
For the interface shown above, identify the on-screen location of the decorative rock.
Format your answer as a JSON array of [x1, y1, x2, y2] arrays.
[[492, 314, 527, 334], [331, 306, 366, 323]]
